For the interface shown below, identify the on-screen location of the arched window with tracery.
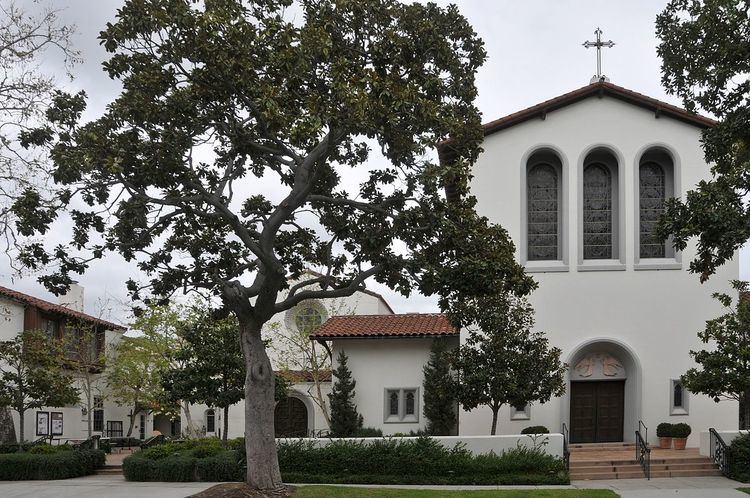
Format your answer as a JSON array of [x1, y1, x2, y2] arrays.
[[583, 163, 613, 259], [639, 162, 667, 258], [527, 163, 560, 261]]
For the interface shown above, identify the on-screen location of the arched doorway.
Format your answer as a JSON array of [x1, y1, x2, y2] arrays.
[[564, 339, 641, 444], [274, 397, 308, 437]]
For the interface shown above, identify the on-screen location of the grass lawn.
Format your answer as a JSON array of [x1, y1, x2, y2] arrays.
[[737, 489, 749, 495], [294, 487, 618, 498]]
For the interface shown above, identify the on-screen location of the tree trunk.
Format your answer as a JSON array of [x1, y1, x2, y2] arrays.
[[223, 405, 229, 445], [490, 405, 499, 436], [126, 407, 137, 437], [742, 390, 750, 430], [239, 317, 282, 490], [182, 401, 194, 437], [311, 340, 331, 426], [86, 389, 92, 438], [18, 407, 25, 444]]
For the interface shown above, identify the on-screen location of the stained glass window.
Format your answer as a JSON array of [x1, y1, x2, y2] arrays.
[[405, 391, 415, 415], [639, 162, 666, 258], [673, 381, 683, 408], [388, 391, 399, 416], [527, 163, 559, 261], [294, 306, 323, 333], [583, 164, 612, 259]]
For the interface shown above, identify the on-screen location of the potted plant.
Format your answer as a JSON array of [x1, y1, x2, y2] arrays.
[[671, 422, 691, 450], [656, 423, 673, 449]]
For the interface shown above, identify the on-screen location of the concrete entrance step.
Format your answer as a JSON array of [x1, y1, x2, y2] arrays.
[[572, 462, 719, 473], [569, 442, 636, 451], [571, 456, 711, 467], [94, 465, 123, 475], [572, 468, 723, 480]]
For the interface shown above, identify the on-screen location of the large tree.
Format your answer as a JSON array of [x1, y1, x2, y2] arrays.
[[13, 0, 533, 489], [0, 0, 78, 256], [0, 329, 79, 443], [681, 280, 750, 429], [450, 295, 566, 435], [655, 0, 750, 281]]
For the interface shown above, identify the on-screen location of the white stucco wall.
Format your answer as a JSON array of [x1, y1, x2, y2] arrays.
[[699, 430, 749, 456], [278, 433, 564, 458], [0, 298, 24, 342], [332, 336, 459, 435], [459, 94, 740, 447]]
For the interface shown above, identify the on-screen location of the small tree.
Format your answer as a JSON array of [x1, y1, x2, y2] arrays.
[[162, 308, 246, 444], [681, 280, 750, 429], [328, 351, 362, 437], [451, 295, 566, 435], [0, 330, 79, 442], [61, 322, 105, 438], [422, 339, 456, 435], [106, 335, 166, 437]]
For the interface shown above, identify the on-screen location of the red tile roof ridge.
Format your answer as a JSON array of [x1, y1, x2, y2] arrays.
[[0, 284, 126, 331]]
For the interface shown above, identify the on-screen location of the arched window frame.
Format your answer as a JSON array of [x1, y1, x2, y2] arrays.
[[634, 146, 681, 270], [205, 409, 215, 433], [577, 147, 624, 270], [521, 147, 568, 272]]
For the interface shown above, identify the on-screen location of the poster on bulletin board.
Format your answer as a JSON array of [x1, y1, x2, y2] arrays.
[[36, 412, 49, 436], [51, 412, 63, 435]]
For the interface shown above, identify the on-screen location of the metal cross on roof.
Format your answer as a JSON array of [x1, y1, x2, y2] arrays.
[[583, 28, 615, 79]]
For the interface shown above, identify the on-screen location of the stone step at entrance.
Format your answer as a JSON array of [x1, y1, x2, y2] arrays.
[[94, 464, 123, 475], [569, 445, 720, 480]]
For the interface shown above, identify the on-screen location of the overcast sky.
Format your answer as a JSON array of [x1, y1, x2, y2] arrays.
[[2, 0, 745, 325]]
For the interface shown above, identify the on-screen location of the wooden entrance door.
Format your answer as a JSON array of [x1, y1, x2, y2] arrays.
[[274, 397, 308, 437], [570, 380, 624, 443]]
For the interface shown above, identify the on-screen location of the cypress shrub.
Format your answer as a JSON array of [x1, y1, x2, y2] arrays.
[[328, 351, 363, 437], [422, 339, 457, 435]]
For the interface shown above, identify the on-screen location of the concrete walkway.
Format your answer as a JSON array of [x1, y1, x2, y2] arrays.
[[0, 474, 746, 497]]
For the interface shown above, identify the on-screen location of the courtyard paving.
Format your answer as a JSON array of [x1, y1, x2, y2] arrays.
[[0, 474, 746, 497]]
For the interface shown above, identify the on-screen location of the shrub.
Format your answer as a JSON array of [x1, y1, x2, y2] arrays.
[[0, 449, 105, 480], [352, 427, 383, 437], [729, 432, 750, 483], [124, 452, 198, 481], [521, 426, 549, 435], [656, 423, 673, 438], [672, 423, 691, 438], [196, 450, 243, 481]]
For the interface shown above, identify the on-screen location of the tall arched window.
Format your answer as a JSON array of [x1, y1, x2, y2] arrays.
[[205, 409, 215, 433], [639, 162, 666, 258], [583, 163, 613, 259], [527, 163, 560, 261]]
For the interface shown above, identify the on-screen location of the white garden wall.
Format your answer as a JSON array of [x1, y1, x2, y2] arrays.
[[278, 433, 565, 459], [699, 430, 749, 456]]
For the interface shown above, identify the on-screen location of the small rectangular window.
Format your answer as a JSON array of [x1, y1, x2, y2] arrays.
[[405, 390, 416, 416], [511, 403, 531, 420], [106, 420, 123, 437], [93, 397, 104, 432], [670, 379, 689, 415], [388, 391, 399, 416], [384, 388, 419, 423]]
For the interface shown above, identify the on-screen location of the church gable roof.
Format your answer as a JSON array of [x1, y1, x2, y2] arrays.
[[311, 313, 456, 339], [479, 80, 716, 137]]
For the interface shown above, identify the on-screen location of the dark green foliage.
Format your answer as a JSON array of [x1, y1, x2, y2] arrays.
[[124, 437, 567, 485], [28, 443, 72, 454], [328, 351, 363, 437], [656, 423, 673, 438], [0, 449, 105, 480], [422, 339, 457, 436], [351, 427, 383, 437], [450, 295, 567, 435], [671, 423, 691, 438], [655, 1, 750, 281], [730, 433, 750, 483], [521, 426, 549, 435], [276, 438, 567, 485], [680, 281, 750, 429]]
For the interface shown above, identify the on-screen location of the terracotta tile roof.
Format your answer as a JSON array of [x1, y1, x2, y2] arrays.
[[279, 369, 332, 383], [310, 313, 457, 339], [439, 80, 716, 158], [0, 285, 126, 331]]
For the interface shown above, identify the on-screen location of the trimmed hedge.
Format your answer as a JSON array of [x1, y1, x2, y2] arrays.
[[521, 426, 550, 435], [0, 449, 105, 480], [124, 436, 568, 485], [730, 433, 750, 483]]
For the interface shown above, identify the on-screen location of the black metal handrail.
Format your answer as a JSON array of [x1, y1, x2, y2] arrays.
[[638, 420, 648, 444], [635, 423, 651, 480], [140, 434, 166, 449], [709, 428, 731, 476], [562, 422, 570, 471]]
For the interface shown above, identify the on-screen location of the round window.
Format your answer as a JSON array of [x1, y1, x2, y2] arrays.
[[294, 306, 323, 333]]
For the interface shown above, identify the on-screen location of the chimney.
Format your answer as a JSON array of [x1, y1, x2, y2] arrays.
[[59, 282, 84, 313]]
